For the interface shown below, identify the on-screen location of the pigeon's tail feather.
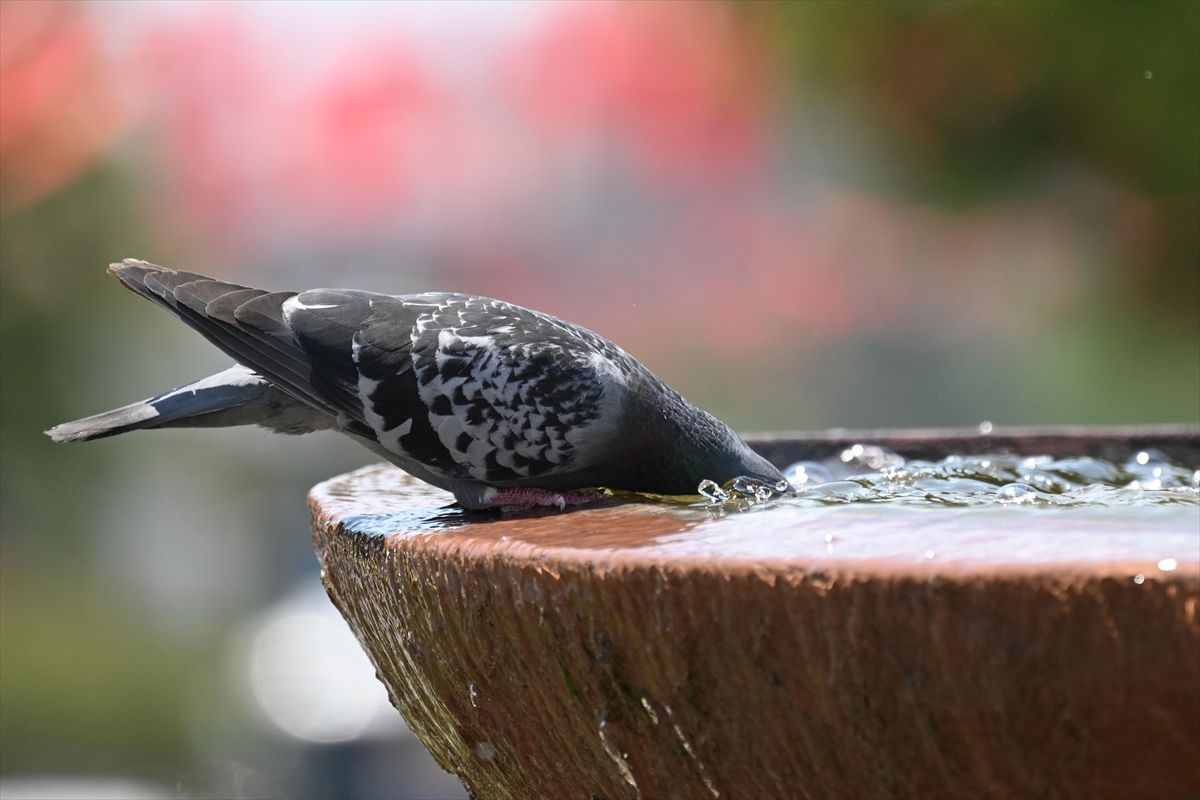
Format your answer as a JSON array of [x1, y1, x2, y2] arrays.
[[105, 259, 343, 419], [46, 365, 334, 443]]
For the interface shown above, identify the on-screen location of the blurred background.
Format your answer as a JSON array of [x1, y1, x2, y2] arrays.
[[1, 1, 1197, 798]]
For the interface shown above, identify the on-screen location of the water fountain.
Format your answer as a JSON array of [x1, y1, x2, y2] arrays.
[[310, 425, 1199, 799]]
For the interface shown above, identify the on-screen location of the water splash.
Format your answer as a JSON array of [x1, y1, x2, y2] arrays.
[[840, 443, 904, 471], [770, 448, 1199, 509], [697, 476, 793, 509]]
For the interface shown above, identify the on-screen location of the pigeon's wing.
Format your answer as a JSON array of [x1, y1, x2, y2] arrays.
[[265, 290, 631, 483], [355, 294, 630, 485], [279, 289, 465, 475]]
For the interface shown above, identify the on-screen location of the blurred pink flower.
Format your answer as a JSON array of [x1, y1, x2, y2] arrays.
[[0, 0, 129, 211], [136, 12, 269, 247], [134, 11, 455, 251], [27, 2, 1114, 367], [126, 2, 774, 256], [510, 2, 770, 184], [283, 44, 440, 230]]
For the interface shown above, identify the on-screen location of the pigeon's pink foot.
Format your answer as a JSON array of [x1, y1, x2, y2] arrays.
[[481, 487, 607, 511]]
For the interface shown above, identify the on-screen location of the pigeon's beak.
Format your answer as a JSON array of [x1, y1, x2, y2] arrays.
[[740, 445, 791, 492]]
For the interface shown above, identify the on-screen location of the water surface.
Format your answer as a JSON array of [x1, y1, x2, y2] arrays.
[[315, 447, 1199, 573]]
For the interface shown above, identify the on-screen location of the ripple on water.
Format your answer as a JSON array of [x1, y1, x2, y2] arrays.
[[701, 449, 1200, 510], [676, 449, 1198, 566]]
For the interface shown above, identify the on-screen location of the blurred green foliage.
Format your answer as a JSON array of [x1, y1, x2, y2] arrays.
[[0, 572, 195, 775], [762, 1, 1200, 195], [0, 167, 200, 777], [1, 167, 151, 560], [757, 0, 1199, 317]]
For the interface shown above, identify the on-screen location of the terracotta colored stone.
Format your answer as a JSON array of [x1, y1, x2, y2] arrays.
[[310, 426, 1200, 800]]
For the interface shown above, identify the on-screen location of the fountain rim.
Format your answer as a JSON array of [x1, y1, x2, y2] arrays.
[[309, 424, 1200, 584]]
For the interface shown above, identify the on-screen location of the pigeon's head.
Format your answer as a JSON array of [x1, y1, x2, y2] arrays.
[[703, 434, 789, 492], [643, 404, 789, 497]]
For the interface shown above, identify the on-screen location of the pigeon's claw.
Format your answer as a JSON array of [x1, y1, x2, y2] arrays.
[[480, 487, 607, 512]]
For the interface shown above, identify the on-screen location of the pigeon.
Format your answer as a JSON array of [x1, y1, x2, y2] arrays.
[[47, 259, 786, 510]]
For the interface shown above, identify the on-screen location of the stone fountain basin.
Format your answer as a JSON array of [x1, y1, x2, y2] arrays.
[[309, 426, 1199, 800]]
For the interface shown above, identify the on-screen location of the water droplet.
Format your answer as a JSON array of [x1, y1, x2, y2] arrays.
[[840, 444, 904, 470], [475, 741, 496, 761], [978, 420, 994, 434], [1157, 558, 1177, 572], [1136, 451, 1151, 465], [597, 719, 639, 790], [783, 461, 832, 488], [640, 696, 659, 725], [1133, 574, 1146, 585], [663, 705, 719, 798], [1144, 70, 1153, 79], [469, 683, 480, 708], [997, 483, 1039, 504]]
